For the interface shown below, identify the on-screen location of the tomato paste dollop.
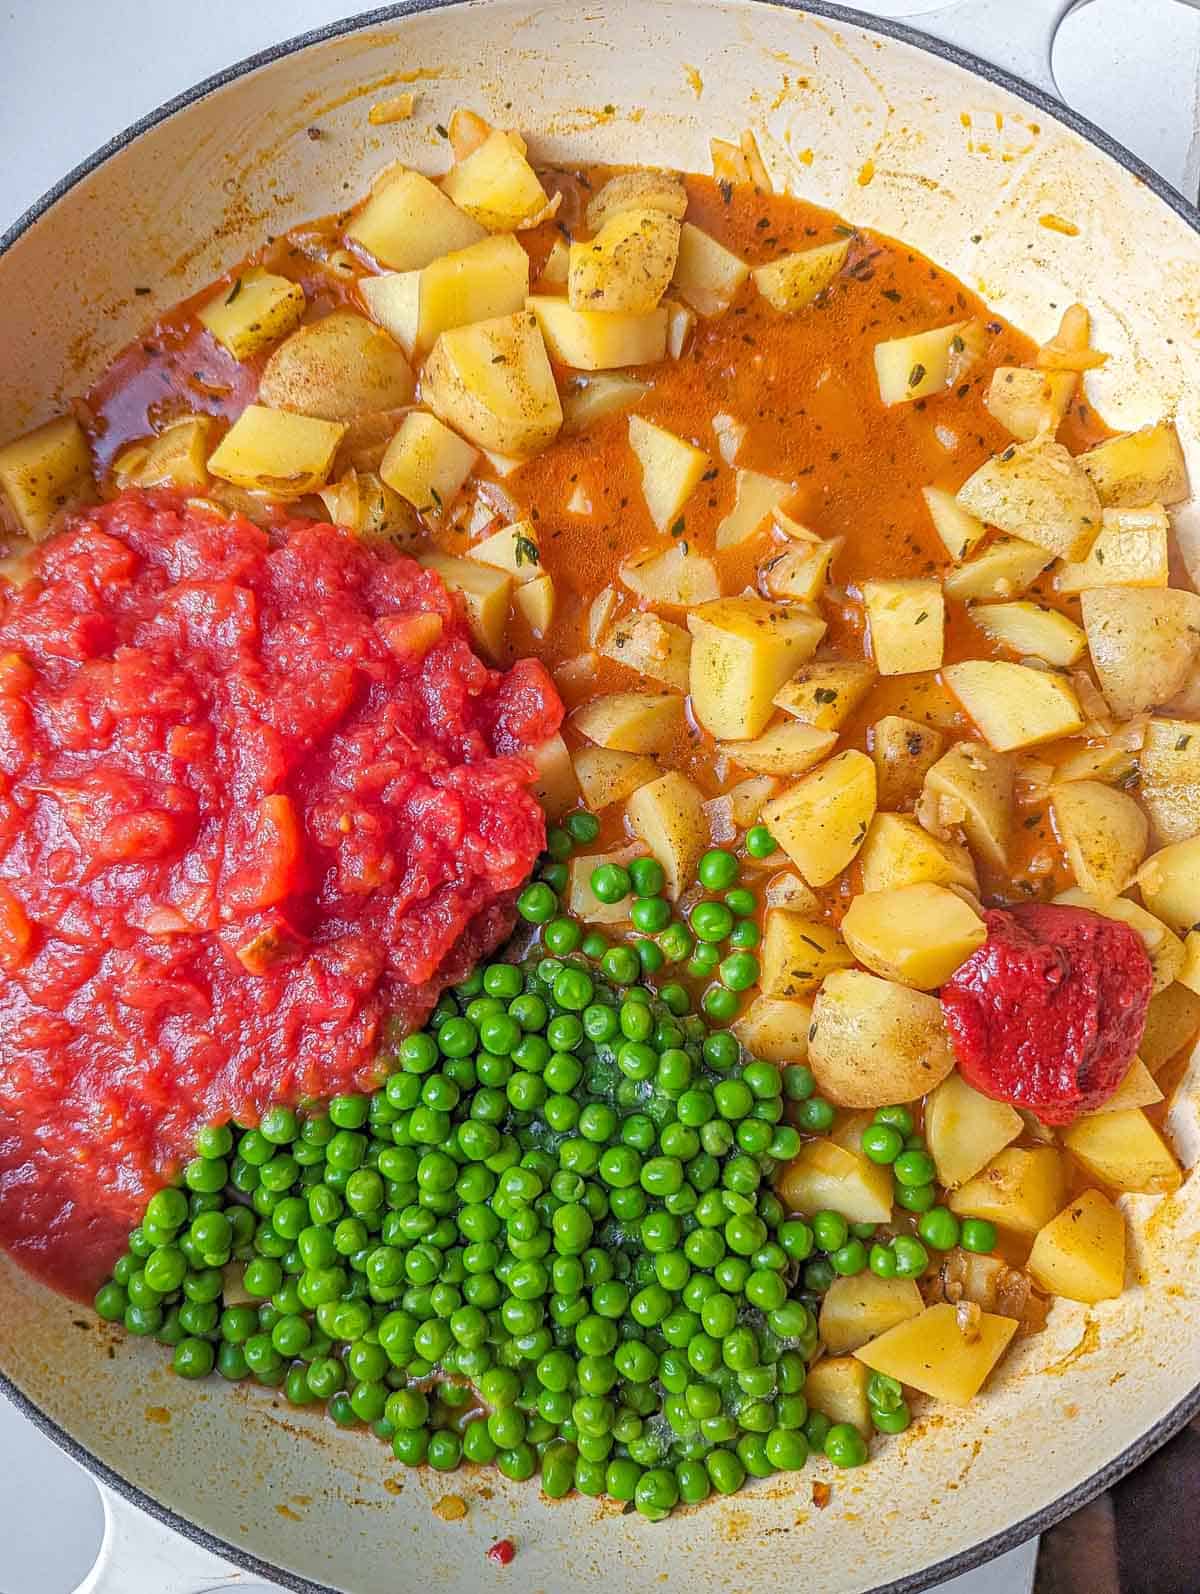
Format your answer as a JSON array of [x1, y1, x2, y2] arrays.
[[0, 489, 561, 1295], [940, 903, 1152, 1126]]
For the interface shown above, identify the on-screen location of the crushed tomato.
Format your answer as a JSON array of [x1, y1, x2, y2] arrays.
[[0, 489, 560, 1296]]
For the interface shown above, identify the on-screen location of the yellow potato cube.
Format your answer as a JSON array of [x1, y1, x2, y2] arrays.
[[808, 970, 956, 1108], [618, 543, 721, 606], [971, 602, 1087, 668], [716, 468, 795, 549], [922, 741, 1014, 873], [1140, 980, 1200, 1069], [944, 661, 1083, 752], [921, 484, 987, 561], [687, 597, 826, 740], [416, 550, 511, 662], [1179, 931, 1200, 996], [625, 771, 708, 897], [515, 572, 554, 635], [567, 845, 640, 924], [731, 994, 813, 1063], [423, 311, 562, 459], [380, 411, 478, 512], [664, 297, 696, 358], [870, 717, 945, 810], [984, 366, 1076, 440], [571, 746, 659, 810], [528, 733, 579, 819], [0, 415, 95, 538], [752, 239, 850, 312], [468, 521, 542, 584], [925, 1071, 1023, 1188], [804, 1357, 872, 1437], [874, 319, 981, 404], [773, 662, 877, 732], [955, 438, 1102, 562], [948, 1147, 1069, 1236], [864, 579, 945, 675], [777, 1139, 894, 1225], [571, 691, 683, 754], [671, 223, 750, 316], [1138, 718, 1200, 846], [859, 812, 978, 894], [585, 168, 688, 232], [347, 167, 485, 268], [527, 296, 668, 370], [818, 1275, 924, 1356], [842, 883, 986, 989], [568, 207, 681, 314], [1081, 586, 1200, 719], [359, 234, 529, 357], [761, 539, 841, 603], [628, 415, 710, 534], [1089, 1057, 1163, 1114], [728, 775, 780, 828], [943, 536, 1054, 602], [1060, 1107, 1182, 1195], [197, 270, 305, 360], [1027, 1191, 1127, 1304], [717, 721, 837, 776], [600, 612, 692, 692], [760, 910, 854, 998], [1077, 421, 1189, 508], [1055, 505, 1170, 593], [760, 749, 877, 887], [440, 130, 549, 231], [318, 469, 418, 545], [257, 310, 415, 421], [207, 405, 346, 497], [854, 1304, 1018, 1406], [1137, 836, 1200, 932], [1051, 780, 1148, 898]]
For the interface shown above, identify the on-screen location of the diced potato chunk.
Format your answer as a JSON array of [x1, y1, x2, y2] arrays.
[[1090, 1056, 1163, 1114], [984, 366, 1076, 440], [864, 579, 945, 675], [1051, 780, 1147, 897], [1027, 1191, 1126, 1304], [753, 239, 850, 312], [874, 320, 981, 405], [777, 1139, 894, 1225], [1055, 505, 1170, 593], [972, 601, 1087, 667], [944, 661, 1083, 752], [468, 520, 542, 583], [860, 812, 978, 894], [871, 717, 945, 810], [948, 1147, 1069, 1236], [1052, 737, 1142, 788], [819, 1275, 924, 1356], [619, 543, 721, 606], [440, 130, 549, 231], [537, 236, 570, 289], [528, 733, 579, 819], [571, 690, 683, 753], [804, 1357, 872, 1437], [808, 970, 955, 1107], [117, 416, 216, 495], [728, 775, 779, 828], [922, 741, 1015, 873], [628, 415, 709, 534], [761, 911, 854, 998], [527, 297, 668, 370], [625, 771, 708, 897], [1137, 836, 1200, 932], [1060, 1107, 1182, 1195], [0, 415, 95, 538], [926, 1072, 1023, 1188], [1055, 886, 1184, 994], [687, 597, 826, 740], [842, 883, 986, 990], [417, 550, 511, 661], [943, 537, 1053, 602], [319, 468, 419, 545], [761, 539, 840, 603], [717, 721, 837, 776], [716, 468, 794, 549], [515, 572, 554, 634], [854, 1304, 1017, 1406], [380, 411, 478, 512], [763, 872, 819, 917], [664, 298, 695, 359], [761, 749, 877, 887], [423, 311, 562, 459], [922, 485, 986, 561], [571, 746, 658, 810], [1140, 979, 1200, 1068], [198, 270, 305, 360], [774, 662, 877, 732], [569, 208, 681, 314], [258, 310, 415, 421], [585, 168, 688, 233], [1081, 586, 1200, 719], [207, 405, 345, 497], [1138, 718, 1200, 846], [347, 167, 485, 268], [671, 223, 749, 316], [359, 234, 529, 357], [732, 994, 813, 1063], [600, 611, 691, 691], [568, 845, 639, 924], [956, 439, 1101, 562], [1077, 422, 1189, 508]]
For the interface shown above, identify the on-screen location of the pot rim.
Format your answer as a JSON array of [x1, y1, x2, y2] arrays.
[[2, 3, 1198, 1591]]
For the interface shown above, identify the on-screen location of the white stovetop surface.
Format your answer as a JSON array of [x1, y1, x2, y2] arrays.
[[0, 1, 1197, 1590]]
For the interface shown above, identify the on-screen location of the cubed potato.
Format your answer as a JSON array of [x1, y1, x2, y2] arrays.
[[972, 601, 1087, 668], [527, 296, 668, 370], [926, 1072, 1023, 1188], [716, 468, 795, 550], [527, 733, 579, 819], [625, 771, 708, 897], [842, 883, 986, 989], [687, 597, 826, 740], [568, 207, 681, 314], [440, 130, 549, 231], [671, 223, 750, 316], [1078, 422, 1189, 508], [572, 690, 684, 754], [468, 520, 543, 584], [1138, 718, 1200, 846], [585, 168, 688, 233], [347, 166, 486, 268], [1027, 1191, 1126, 1304], [117, 415, 217, 495], [764, 870, 820, 915], [1060, 1107, 1182, 1195], [777, 1138, 894, 1225], [1138, 836, 1200, 932], [874, 319, 982, 405], [774, 662, 877, 732], [359, 234, 529, 357], [944, 661, 1083, 752], [664, 297, 696, 359], [417, 550, 511, 661], [1052, 737, 1142, 788], [1050, 780, 1148, 898], [1055, 505, 1170, 593], [1055, 886, 1184, 994], [619, 543, 721, 606], [197, 270, 306, 360], [1081, 586, 1200, 719], [943, 536, 1054, 602], [1140, 980, 1200, 1069], [380, 411, 478, 511], [984, 366, 1076, 440], [859, 812, 978, 894], [819, 1275, 925, 1356], [0, 415, 95, 538], [318, 467, 419, 545], [537, 235, 570, 289], [922, 741, 1014, 872], [628, 415, 710, 534], [717, 720, 837, 776], [257, 310, 416, 422], [1089, 1056, 1163, 1114], [561, 374, 650, 433], [728, 775, 779, 828], [804, 1357, 872, 1437], [808, 970, 955, 1107], [761, 749, 877, 887], [207, 405, 346, 497], [761, 910, 855, 998], [600, 611, 692, 691], [423, 311, 562, 459], [761, 539, 841, 603], [732, 993, 813, 1063], [571, 746, 659, 810], [948, 1147, 1069, 1236], [515, 572, 554, 634], [922, 485, 987, 561], [956, 439, 1102, 562], [753, 239, 850, 312], [871, 717, 945, 810], [568, 844, 640, 924], [854, 1303, 1018, 1406], [864, 579, 945, 675]]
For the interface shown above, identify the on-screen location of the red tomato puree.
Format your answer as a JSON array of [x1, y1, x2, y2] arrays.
[[940, 903, 1153, 1125], [0, 489, 560, 1296]]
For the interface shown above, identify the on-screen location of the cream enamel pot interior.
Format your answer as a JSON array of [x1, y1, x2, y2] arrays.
[[3, 3, 1200, 1592]]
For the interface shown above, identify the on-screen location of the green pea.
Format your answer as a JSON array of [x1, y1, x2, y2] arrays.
[[873, 1104, 915, 1136], [895, 1182, 937, 1214], [590, 863, 631, 904], [892, 1236, 930, 1278], [691, 900, 734, 943], [628, 856, 665, 896], [961, 1217, 997, 1253], [718, 952, 759, 991], [698, 849, 740, 891], [795, 1097, 835, 1134], [862, 1123, 904, 1164], [918, 1207, 961, 1251], [825, 1422, 869, 1468], [745, 825, 777, 858], [601, 946, 640, 985], [566, 810, 601, 845], [869, 1243, 898, 1279]]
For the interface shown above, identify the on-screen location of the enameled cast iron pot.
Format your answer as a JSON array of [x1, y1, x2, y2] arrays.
[[2, 3, 1200, 1590]]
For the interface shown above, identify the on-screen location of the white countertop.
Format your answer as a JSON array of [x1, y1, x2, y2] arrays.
[[0, 2, 1197, 1590]]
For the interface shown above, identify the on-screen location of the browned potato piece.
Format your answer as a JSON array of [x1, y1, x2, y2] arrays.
[[258, 311, 415, 421], [0, 415, 95, 537], [943, 536, 1054, 602], [717, 721, 836, 776], [808, 969, 956, 1107], [855, 1304, 1017, 1406], [818, 1274, 924, 1356], [925, 1072, 1022, 1188], [948, 1147, 1069, 1236], [568, 208, 681, 315], [571, 747, 658, 810], [752, 239, 850, 312], [600, 613, 692, 692], [1140, 980, 1200, 1071], [804, 1357, 872, 1437], [208, 406, 346, 498], [732, 994, 813, 1063], [1050, 780, 1148, 898], [1061, 1108, 1182, 1195], [777, 1139, 894, 1225], [1055, 506, 1170, 593], [773, 662, 877, 731], [687, 597, 826, 740], [626, 771, 708, 897], [1081, 587, 1200, 718], [760, 911, 854, 998], [585, 168, 688, 233], [955, 438, 1102, 562], [943, 662, 1083, 753], [1077, 421, 1189, 508], [871, 716, 945, 809], [1138, 718, 1200, 845], [1027, 1191, 1126, 1304], [842, 884, 986, 989], [761, 750, 877, 887], [922, 742, 1014, 873], [1137, 836, 1200, 932], [198, 270, 306, 359], [859, 812, 978, 894], [423, 311, 562, 459], [571, 691, 684, 754]]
